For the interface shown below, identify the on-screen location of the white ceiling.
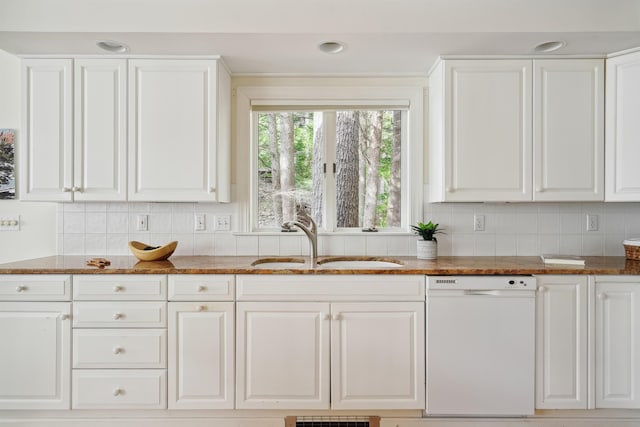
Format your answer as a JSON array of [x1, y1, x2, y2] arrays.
[[1, 0, 639, 75]]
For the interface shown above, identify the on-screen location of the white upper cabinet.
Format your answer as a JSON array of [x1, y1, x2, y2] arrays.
[[534, 60, 604, 201], [429, 58, 604, 202], [128, 59, 230, 202], [605, 51, 640, 201], [21, 59, 74, 201], [429, 59, 532, 202], [73, 59, 127, 201], [21, 58, 126, 201]]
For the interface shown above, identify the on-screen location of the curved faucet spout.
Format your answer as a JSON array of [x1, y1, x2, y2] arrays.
[[283, 216, 318, 266]]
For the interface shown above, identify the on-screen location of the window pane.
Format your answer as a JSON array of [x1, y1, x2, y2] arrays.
[[335, 110, 402, 229], [256, 112, 324, 229]]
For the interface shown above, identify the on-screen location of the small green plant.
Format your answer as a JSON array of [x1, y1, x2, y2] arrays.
[[411, 221, 443, 241]]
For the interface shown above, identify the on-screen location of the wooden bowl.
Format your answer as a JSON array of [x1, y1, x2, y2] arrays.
[[128, 241, 178, 261]]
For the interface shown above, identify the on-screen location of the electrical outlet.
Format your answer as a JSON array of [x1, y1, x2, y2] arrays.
[[215, 215, 231, 231], [136, 214, 148, 231], [474, 214, 485, 232], [194, 213, 206, 231], [586, 214, 599, 231]]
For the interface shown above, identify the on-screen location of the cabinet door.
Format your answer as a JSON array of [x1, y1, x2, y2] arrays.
[[605, 51, 640, 201], [168, 302, 234, 409], [534, 60, 604, 201], [596, 281, 640, 408], [0, 302, 71, 409], [442, 60, 532, 201], [330, 302, 425, 410], [128, 59, 221, 202], [236, 302, 330, 409], [20, 59, 73, 201], [73, 59, 127, 201], [536, 276, 589, 409]]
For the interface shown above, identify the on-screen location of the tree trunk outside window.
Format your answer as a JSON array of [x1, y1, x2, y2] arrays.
[[336, 111, 360, 227], [387, 110, 402, 227], [268, 114, 283, 227], [362, 111, 383, 230], [279, 112, 296, 222], [311, 113, 324, 227]]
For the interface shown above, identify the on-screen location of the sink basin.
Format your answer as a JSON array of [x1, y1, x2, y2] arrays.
[[250, 258, 306, 269], [317, 257, 403, 268]]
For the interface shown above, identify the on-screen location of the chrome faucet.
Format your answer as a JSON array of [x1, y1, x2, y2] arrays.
[[283, 213, 318, 266]]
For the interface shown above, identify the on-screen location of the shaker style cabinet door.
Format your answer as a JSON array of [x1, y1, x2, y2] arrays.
[[73, 59, 127, 201], [330, 302, 425, 410], [533, 59, 604, 201], [605, 51, 640, 201], [20, 59, 74, 201], [0, 302, 71, 409], [168, 302, 234, 409], [236, 302, 331, 409], [595, 280, 640, 408], [128, 59, 231, 202], [429, 59, 533, 202], [535, 275, 589, 409]]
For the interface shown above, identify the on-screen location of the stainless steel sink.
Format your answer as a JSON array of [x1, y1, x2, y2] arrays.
[[250, 258, 306, 269], [316, 256, 403, 268]]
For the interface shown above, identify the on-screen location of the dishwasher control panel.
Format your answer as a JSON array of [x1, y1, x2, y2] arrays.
[[427, 276, 535, 290]]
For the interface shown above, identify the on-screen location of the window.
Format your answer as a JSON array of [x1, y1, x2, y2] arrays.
[[236, 85, 423, 233]]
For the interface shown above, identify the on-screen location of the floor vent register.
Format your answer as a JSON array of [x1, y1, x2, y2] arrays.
[[284, 416, 380, 427]]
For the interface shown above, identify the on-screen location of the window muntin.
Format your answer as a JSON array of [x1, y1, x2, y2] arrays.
[[254, 108, 405, 232]]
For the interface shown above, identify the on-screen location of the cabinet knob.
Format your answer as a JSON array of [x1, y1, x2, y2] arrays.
[[15, 285, 27, 292], [197, 285, 207, 292], [113, 285, 124, 293], [62, 187, 72, 192], [60, 314, 70, 321], [446, 187, 453, 193], [597, 293, 607, 300], [113, 347, 124, 355], [208, 187, 216, 194], [332, 314, 341, 321], [537, 286, 547, 293], [112, 388, 123, 397], [197, 305, 206, 312], [324, 314, 331, 321], [71, 186, 81, 192], [113, 313, 123, 320]]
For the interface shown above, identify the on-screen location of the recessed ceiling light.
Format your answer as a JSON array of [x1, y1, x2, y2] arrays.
[[96, 40, 129, 54], [318, 41, 345, 54], [533, 40, 566, 53]]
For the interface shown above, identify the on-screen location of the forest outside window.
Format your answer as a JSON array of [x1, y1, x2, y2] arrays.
[[254, 108, 407, 232]]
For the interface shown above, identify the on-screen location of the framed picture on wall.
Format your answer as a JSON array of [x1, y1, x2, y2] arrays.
[[0, 129, 15, 199]]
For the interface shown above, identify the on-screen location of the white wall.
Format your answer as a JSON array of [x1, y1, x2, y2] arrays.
[[0, 49, 57, 264]]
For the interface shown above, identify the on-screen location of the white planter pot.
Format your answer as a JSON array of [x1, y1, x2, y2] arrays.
[[416, 239, 437, 260]]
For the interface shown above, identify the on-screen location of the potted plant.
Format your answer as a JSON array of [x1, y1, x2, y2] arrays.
[[411, 221, 443, 260]]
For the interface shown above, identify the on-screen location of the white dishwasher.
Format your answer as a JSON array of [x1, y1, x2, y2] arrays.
[[426, 276, 536, 416]]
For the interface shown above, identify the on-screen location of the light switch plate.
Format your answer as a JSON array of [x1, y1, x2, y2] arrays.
[[0, 216, 20, 231], [215, 215, 231, 231], [194, 213, 206, 231]]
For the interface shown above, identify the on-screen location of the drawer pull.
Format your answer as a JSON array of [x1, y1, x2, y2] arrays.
[[112, 388, 123, 397], [113, 313, 124, 320], [113, 347, 124, 355], [197, 285, 207, 292], [113, 286, 124, 293], [15, 285, 27, 292], [196, 305, 206, 312]]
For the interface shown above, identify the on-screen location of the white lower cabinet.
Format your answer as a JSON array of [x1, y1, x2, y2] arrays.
[[168, 302, 234, 409], [535, 275, 590, 409], [0, 302, 71, 409], [595, 277, 640, 408], [71, 275, 168, 409], [235, 275, 425, 410]]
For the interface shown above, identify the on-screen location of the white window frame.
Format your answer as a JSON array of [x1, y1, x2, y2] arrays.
[[236, 85, 424, 234]]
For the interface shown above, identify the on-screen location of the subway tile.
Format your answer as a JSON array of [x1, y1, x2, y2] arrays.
[[85, 234, 106, 255], [172, 234, 194, 256], [194, 234, 215, 256], [214, 233, 237, 255], [474, 234, 496, 256], [107, 212, 128, 234], [258, 235, 279, 256], [451, 234, 475, 256], [85, 212, 106, 234], [63, 212, 85, 234], [149, 213, 172, 233], [344, 236, 366, 256], [516, 235, 538, 256], [106, 234, 129, 256], [236, 235, 259, 256], [280, 235, 304, 256], [582, 234, 604, 256], [365, 235, 388, 256]]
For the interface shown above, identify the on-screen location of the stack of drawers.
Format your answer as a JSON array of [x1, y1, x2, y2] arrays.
[[72, 275, 167, 409]]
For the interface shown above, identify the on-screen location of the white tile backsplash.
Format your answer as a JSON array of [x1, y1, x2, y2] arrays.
[[56, 200, 640, 257]]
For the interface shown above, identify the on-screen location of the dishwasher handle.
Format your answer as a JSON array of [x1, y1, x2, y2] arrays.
[[463, 290, 502, 296]]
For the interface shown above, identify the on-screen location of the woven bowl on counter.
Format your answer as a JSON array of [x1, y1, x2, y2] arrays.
[[128, 241, 178, 261], [623, 238, 640, 260]]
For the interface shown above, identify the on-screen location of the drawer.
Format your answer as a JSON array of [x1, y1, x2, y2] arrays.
[[72, 369, 166, 409], [73, 275, 166, 300], [168, 275, 234, 301], [73, 302, 166, 328], [0, 275, 71, 301], [73, 329, 166, 369]]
